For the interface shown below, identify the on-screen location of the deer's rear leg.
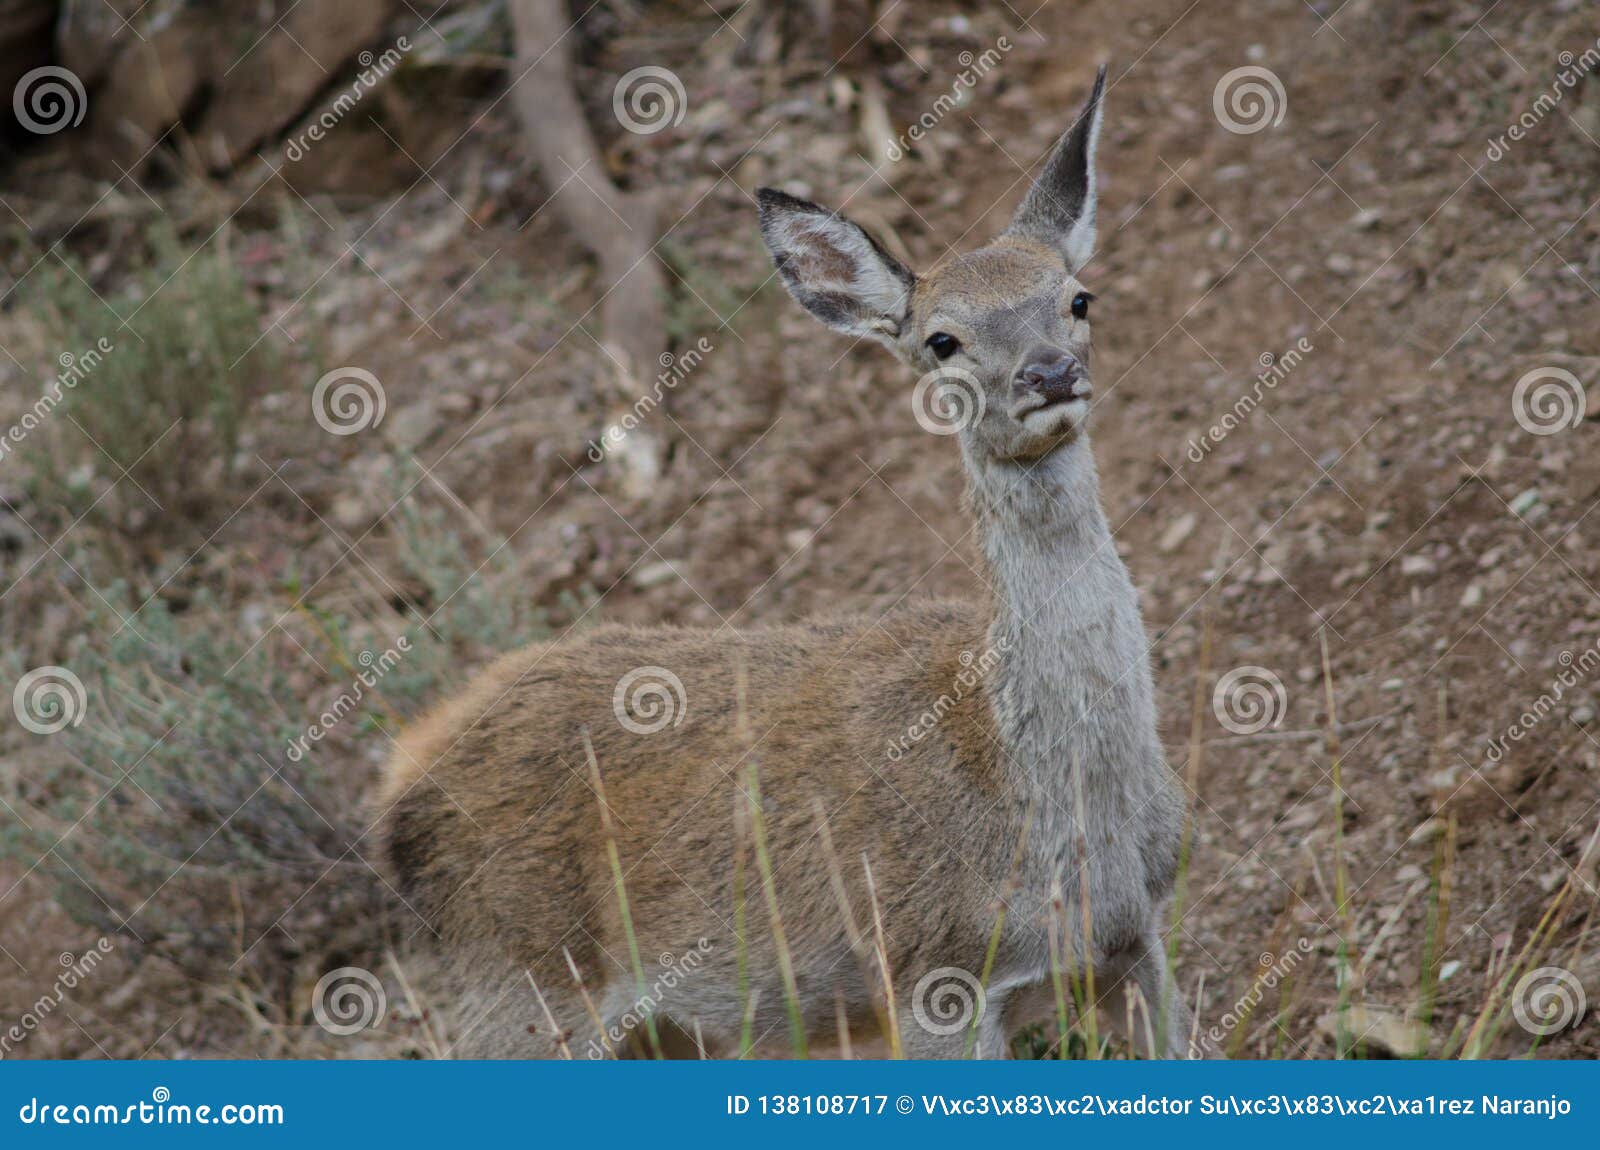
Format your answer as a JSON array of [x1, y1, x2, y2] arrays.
[[1101, 931, 1198, 1059]]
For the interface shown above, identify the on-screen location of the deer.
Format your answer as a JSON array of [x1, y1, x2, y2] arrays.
[[375, 67, 1195, 1059]]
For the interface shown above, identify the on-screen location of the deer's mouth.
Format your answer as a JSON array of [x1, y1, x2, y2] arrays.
[[1014, 381, 1093, 419]]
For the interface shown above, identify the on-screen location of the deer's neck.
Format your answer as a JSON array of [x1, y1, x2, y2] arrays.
[[964, 436, 1157, 792]]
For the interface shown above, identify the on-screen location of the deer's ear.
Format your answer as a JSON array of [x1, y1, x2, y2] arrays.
[[1004, 66, 1106, 273], [757, 188, 915, 347]]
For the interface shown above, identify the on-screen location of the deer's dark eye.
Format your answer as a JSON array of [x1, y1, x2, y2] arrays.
[[925, 332, 960, 360], [1070, 291, 1094, 320]]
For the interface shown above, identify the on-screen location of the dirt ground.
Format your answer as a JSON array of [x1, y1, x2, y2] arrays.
[[2, 0, 1599, 1059]]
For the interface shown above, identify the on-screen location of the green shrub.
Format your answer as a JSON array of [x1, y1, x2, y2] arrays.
[[2, 470, 548, 998], [22, 225, 279, 520]]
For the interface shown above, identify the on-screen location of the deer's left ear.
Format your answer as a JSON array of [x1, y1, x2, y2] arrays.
[[1004, 66, 1106, 273], [757, 188, 915, 349]]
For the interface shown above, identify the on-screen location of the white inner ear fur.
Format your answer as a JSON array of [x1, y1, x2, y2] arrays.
[[1006, 81, 1104, 275], [775, 213, 910, 334], [1059, 153, 1097, 272]]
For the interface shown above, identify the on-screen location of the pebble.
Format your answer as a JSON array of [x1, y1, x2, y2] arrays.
[[1159, 511, 1198, 552], [631, 560, 680, 589]]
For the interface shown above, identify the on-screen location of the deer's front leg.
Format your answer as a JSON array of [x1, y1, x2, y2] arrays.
[[896, 982, 1011, 1059]]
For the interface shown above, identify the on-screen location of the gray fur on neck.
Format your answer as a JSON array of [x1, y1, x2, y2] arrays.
[[963, 431, 1173, 950]]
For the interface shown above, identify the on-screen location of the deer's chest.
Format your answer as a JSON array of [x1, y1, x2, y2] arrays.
[[986, 574, 1175, 965]]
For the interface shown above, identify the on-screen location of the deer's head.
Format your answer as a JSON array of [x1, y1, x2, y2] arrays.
[[758, 68, 1107, 464]]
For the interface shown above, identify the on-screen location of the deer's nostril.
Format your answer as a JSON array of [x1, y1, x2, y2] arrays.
[[1019, 353, 1083, 404]]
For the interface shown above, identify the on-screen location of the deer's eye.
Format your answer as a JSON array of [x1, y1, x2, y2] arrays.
[[925, 332, 961, 360], [1070, 292, 1094, 320]]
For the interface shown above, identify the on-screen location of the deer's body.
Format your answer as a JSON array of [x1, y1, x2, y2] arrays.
[[377, 69, 1195, 1058]]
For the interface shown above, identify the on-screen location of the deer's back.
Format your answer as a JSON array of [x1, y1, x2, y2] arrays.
[[375, 601, 1023, 995]]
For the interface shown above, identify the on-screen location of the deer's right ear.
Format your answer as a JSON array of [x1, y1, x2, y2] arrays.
[[757, 188, 915, 348], [1004, 66, 1106, 272]]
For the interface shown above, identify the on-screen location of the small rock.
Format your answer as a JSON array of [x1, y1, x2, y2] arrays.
[[1408, 818, 1443, 844], [1316, 1005, 1428, 1057], [1509, 487, 1541, 516], [1159, 511, 1198, 553], [1459, 582, 1484, 609], [331, 494, 369, 531], [1400, 554, 1436, 576], [386, 400, 440, 450], [1571, 703, 1595, 727], [631, 560, 680, 589]]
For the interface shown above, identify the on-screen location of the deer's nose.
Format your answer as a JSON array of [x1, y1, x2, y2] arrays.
[[1017, 348, 1086, 405]]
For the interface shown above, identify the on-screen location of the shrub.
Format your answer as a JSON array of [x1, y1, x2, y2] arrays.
[[2, 469, 548, 1011], [20, 225, 280, 522]]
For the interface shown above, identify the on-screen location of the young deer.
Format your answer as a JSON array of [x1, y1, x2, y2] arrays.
[[377, 68, 1193, 1059]]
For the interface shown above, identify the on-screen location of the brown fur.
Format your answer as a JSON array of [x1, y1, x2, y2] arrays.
[[379, 605, 1032, 1054]]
